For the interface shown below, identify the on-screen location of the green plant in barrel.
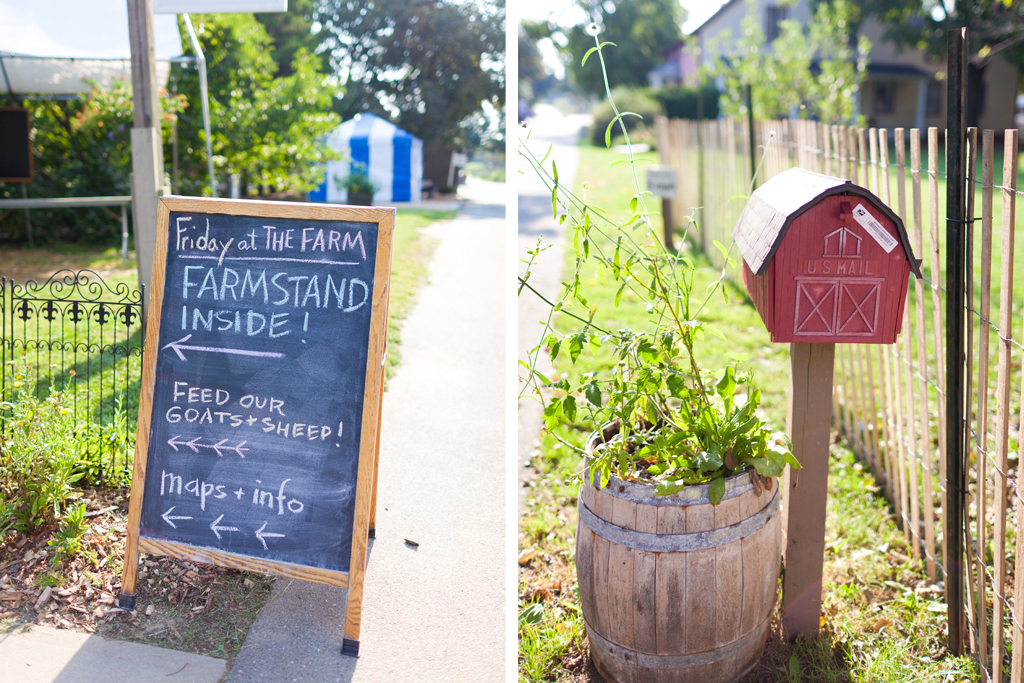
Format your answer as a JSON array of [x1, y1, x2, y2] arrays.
[[519, 32, 798, 505]]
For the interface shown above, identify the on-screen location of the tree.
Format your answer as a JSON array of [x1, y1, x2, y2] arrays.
[[861, 0, 1024, 127], [312, 0, 504, 151], [709, 0, 870, 124], [173, 13, 341, 196], [254, 0, 330, 77], [564, 0, 684, 96]]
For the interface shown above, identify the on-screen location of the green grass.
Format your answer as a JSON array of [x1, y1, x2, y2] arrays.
[[518, 144, 975, 682]]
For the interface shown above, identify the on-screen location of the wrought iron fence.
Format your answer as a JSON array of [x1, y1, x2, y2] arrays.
[[0, 269, 145, 485]]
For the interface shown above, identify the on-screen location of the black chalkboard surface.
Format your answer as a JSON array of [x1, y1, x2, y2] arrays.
[[121, 197, 394, 655], [0, 107, 33, 182]]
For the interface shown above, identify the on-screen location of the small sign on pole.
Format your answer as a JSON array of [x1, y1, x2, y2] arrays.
[[119, 196, 394, 657], [647, 166, 678, 250], [646, 167, 677, 199]]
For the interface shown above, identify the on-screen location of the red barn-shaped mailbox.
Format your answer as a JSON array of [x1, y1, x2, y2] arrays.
[[732, 167, 921, 345]]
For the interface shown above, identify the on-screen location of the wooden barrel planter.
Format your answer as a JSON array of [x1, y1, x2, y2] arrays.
[[577, 433, 782, 683]]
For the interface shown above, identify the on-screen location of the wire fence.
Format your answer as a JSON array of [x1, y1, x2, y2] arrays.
[[656, 115, 1024, 682]]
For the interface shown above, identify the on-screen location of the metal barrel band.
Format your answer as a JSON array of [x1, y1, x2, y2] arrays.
[[585, 611, 772, 670], [578, 486, 779, 553]]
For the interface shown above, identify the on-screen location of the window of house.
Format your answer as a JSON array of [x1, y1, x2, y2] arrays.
[[926, 81, 942, 116], [766, 5, 788, 42], [874, 82, 895, 114]]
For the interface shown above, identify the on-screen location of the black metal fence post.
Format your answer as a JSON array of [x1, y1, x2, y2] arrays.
[[945, 26, 968, 655]]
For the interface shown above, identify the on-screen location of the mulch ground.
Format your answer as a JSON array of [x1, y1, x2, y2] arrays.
[[0, 488, 264, 645]]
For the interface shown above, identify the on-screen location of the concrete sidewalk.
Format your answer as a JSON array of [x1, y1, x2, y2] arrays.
[[0, 624, 227, 683], [225, 181, 506, 682]]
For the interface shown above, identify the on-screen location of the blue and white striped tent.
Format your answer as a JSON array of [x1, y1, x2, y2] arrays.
[[310, 112, 423, 203]]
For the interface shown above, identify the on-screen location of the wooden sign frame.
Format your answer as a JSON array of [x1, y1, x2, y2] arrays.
[[119, 196, 394, 656]]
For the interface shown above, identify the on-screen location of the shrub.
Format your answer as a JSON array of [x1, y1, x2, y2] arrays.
[[588, 86, 661, 147], [654, 83, 720, 120], [0, 361, 130, 533]]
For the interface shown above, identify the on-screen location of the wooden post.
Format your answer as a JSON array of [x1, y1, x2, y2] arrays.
[[662, 197, 674, 251], [945, 26, 968, 655], [781, 342, 835, 641], [127, 0, 164, 315]]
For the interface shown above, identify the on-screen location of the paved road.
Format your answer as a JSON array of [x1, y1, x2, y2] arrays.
[[226, 179, 506, 682], [517, 107, 589, 516]]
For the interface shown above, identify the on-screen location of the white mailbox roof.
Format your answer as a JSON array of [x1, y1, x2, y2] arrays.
[[732, 167, 921, 278]]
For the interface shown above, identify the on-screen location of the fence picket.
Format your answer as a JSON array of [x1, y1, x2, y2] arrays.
[[975, 129, 995, 669], [911, 130, 938, 582]]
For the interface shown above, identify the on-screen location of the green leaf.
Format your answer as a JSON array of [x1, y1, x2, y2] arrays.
[[787, 654, 802, 683], [656, 480, 687, 496], [695, 445, 724, 472], [629, 195, 638, 213], [569, 334, 585, 363], [562, 395, 577, 423], [552, 159, 559, 185], [519, 602, 545, 625], [585, 383, 602, 407], [713, 240, 729, 260], [709, 477, 726, 505], [549, 339, 561, 360], [614, 282, 626, 307], [542, 400, 562, 431], [581, 46, 600, 67], [605, 119, 616, 147], [716, 366, 737, 400]]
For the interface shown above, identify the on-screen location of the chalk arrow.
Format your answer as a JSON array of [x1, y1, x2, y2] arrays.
[[210, 514, 239, 541], [162, 334, 285, 362], [167, 435, 248, 458], [210, 438, 249, 458], [161, 506, 192, 529], [255, 522, 286, 550]]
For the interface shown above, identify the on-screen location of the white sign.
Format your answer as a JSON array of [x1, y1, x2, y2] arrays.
[[852, 203, 898, 253], [450, 153, 469, 167], [646, 168, 678, 199], [154, 0, 287, 13]]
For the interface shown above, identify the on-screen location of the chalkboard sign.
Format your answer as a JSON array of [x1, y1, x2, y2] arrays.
[[121, 197, 394, 656], [0, 107, 33, 182]]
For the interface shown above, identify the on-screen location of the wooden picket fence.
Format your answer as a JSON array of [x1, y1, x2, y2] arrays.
[[655, 115, 1024, 681]]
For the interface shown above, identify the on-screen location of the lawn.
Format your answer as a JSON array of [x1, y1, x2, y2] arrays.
[[518, 140, 977, 681]]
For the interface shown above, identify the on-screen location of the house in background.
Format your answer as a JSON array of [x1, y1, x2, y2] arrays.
[[658, 0, 1018, 132]]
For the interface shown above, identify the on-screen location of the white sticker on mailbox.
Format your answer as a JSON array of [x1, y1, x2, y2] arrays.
[[852, 204, 898, 253]]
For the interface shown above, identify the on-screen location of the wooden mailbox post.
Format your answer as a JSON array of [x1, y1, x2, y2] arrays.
[[732, 167, 921, 640]]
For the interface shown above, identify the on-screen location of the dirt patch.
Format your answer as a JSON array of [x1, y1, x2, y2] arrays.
[[0, 489, 274, 664]]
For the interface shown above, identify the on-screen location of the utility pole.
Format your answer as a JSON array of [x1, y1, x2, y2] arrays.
[[127, 0, 166, 317]]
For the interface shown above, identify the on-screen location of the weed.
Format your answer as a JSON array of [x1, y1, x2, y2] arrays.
[[48, 503, 88, 565]]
